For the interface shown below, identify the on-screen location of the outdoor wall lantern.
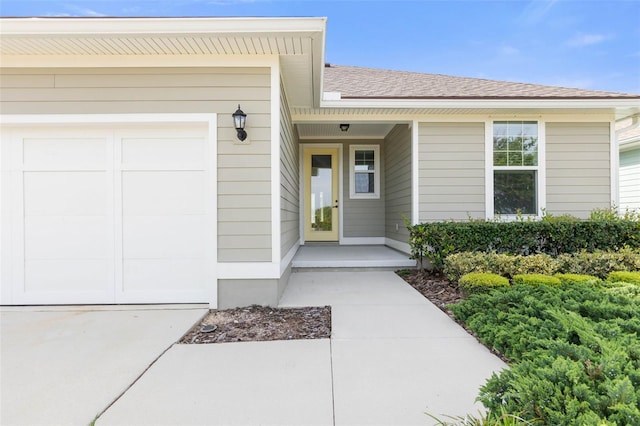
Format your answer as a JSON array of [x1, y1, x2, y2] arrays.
[[339, 123, 350, 132], [232, 104, 247, 141]]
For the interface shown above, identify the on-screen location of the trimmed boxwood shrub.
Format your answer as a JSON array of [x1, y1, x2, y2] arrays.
[[513, 273, 562, 286], [407, 215, 640, 272], [444, 249, 640, 281], [458, 272, 509, 294], [556, 248, 640, 279], [607, 271, 640, 284], [554, 273, 599, 285]]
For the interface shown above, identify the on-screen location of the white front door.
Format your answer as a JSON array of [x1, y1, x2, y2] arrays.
[[1, 123, 214, 305]]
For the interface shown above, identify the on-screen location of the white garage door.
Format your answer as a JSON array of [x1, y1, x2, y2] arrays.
[[1, 123, 215, 305]]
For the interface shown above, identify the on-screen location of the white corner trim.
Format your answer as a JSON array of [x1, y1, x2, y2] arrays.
[[271, 59, 282, 265], [205, 115, 219, 309], [217, 262, 280, 280], [411, 120, 420, 224], [340, 237, 386, 245], [537, 121, 547, 217], [610, 119, 620, 208], [385, 238, 411, 255], [280, 240, 300, 275], [484, 120, 494, 219]]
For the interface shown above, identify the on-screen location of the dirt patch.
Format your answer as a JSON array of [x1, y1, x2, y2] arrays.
[[399, 269, 464, 318], [180, 305, 331, 344]]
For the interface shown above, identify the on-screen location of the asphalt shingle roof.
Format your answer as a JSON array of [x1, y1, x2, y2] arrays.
[[323, 64, 640, 99]]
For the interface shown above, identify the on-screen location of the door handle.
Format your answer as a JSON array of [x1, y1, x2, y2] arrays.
[[332, 200, 339, 208]]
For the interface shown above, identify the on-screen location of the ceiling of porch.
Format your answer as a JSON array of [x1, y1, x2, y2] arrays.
[[296, 122, 398, 139]]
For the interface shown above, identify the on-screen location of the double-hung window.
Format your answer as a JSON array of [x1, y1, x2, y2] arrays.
[[491, 121, 541, 216], [349, 145, 380, 199]]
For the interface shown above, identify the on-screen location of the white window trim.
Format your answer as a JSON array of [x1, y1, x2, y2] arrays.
[[349, 144, 380, 199], [485, 120, 546, 219]]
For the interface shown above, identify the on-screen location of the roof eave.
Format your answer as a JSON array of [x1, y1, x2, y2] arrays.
[[320, 97, 640, 111], [0, 16, 328, 35]]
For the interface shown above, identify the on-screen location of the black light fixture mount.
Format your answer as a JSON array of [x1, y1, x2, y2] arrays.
[[232, 104, 247, 141], [339, 123, 350, 132]]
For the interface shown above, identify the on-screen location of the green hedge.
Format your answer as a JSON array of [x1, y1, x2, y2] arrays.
[[407, 217, 640, 272], [444, 248, 640, 281]]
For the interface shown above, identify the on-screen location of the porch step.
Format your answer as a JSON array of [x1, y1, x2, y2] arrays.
[[290, 245, 417, 271]]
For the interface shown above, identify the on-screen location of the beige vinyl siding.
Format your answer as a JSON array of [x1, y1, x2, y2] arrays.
[[342, 140, 385, 237], [279, 81, 300, 258], [0, 67, 273, 262], [384, 124, 411, 243], [620, 148, 640, 210], [546, 122, 611, 218], [418, 122, 485, 221]]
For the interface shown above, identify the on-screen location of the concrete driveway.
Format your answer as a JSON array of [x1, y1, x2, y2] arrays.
[[1, 272, 507, 426], [0, 305, 207, 426]]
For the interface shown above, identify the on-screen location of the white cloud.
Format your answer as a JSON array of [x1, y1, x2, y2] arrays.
[[566, 33, 608, 47]]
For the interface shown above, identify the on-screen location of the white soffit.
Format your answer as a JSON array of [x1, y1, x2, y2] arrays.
[[297, 122, 396, 139], [0, 17, 326, 108]]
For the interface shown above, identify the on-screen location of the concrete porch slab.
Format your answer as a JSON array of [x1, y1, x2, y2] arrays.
[[97, 340, 334, 426], [279, 271, 427, 307], [0, 305, 207, 426]]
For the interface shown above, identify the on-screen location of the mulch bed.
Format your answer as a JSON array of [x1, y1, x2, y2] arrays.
[[179, 305, 331, 344], [399, 269, 464, 317], [179, 270, 466, 345]]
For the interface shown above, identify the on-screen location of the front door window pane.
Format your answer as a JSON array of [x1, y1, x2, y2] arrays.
[[310, 154, 333, 232]]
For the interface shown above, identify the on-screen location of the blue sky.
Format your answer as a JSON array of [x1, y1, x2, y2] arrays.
[[2, 0, 639, 94]]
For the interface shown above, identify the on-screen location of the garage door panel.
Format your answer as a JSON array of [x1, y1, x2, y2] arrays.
[[123, 259, 205, 292], [24, 216, 109, 259], [3, 121, 215, 305], [24, 172, 108, 216], [121, 137, 205, 168], [122, 171, 205, 215], [25, 259, 111, 293], [122, 216, 205, 258], [23, 137, 108, 169]]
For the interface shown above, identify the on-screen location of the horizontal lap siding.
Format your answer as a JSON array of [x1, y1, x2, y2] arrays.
[[620, 148, 640, 210], [0, 67, 272, 262], [279, 81, 300, 258], [342, 140, 385, 237], [546, 122, 610, 218], [418, 122, 485, 221], [384, 124, 411, 243]]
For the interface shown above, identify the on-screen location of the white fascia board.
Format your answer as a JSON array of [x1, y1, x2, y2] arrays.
[[320, 98, 640, 110], [0, 17, 327, 35]]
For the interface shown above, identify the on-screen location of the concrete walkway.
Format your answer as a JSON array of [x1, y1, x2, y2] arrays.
[[1, 272, 507, 426]]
